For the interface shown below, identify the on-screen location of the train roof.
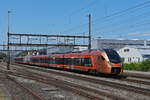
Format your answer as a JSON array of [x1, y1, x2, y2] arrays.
[[15, 49, 115, 58]]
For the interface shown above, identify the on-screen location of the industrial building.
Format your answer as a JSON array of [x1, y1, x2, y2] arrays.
[[92, 39, 150, 50]]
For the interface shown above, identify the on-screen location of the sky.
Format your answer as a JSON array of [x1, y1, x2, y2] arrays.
[[1, 0, 150, 46]]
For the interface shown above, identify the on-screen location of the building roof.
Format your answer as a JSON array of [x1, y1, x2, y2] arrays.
[[118, 46, 150, 56], [96, 39, 150, 45]]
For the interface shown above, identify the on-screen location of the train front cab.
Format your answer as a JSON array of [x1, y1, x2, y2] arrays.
[[95, 49, 123, 75], [104, 49, 123, 74]]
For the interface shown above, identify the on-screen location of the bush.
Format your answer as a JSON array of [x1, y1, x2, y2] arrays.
[[138, 59, 150, 72], [123, 58, 150, 72], [123, 63, 140, 71]]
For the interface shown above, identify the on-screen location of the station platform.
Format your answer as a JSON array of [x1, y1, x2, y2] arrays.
[[0, 84, 11, 100]]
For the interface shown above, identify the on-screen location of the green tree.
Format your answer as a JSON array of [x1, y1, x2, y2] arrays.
[[16, 51, 28, 57]]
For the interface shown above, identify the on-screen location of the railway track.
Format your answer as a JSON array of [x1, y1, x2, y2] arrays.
[[120, 78, 150, 85], [0, 69, 125, 100], [12, 63, 150, 97], [123, 72, 150, 80], [2, 73, 43, 100]]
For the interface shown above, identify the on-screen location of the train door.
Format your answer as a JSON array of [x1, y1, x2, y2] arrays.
[[62, 55, 64, 69], [52, 57, 55, 67], [71, 57, 74, 70]]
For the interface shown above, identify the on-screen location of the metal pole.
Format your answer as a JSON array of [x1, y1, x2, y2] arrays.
[[20, 35, 21, 44], [88, 14, 91, 50], [7, 11, 11, 70], [3, 42, 4, 51]]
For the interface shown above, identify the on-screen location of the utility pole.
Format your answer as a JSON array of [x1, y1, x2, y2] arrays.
[[7, 10, 11, 70], [88, 14, 91, 50]]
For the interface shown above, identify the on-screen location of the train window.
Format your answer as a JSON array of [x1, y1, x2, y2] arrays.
[[104, 49, 121, 63], [59, 58, 64, 64], [43, 58, 46, 63], [37, 58, 39, 62], [69, 58, 71, 65], [40, 58, 44, 63], [73, 58, 92, 67], [73, 58, 81, 66], [49, 58, 53, 64], [39, 58, 42, 63], [55, 58, 63, 64], [21, 58, 23, 61], [64, 58, 72, 65], [42, 58, 46, 63], [81, 58, 84, 66], [47, 58, 50, 63], [56, 58, 58, 64], [84, 58, 92, 67], [52, 58, 55, 64], [38, 57, 92, 67], [64, 58, 67, 65], [34, 58, 39, 62], [101, 56, 105, 61], [32, 58, 34, 62], [46, 58, 49, 63], [16, 58, 23, 62], [44, 58, 48, 63], [32, 58, 35, 62]]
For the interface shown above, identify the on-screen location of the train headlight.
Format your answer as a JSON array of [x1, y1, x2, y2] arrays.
[[108, 61, 112, 66]]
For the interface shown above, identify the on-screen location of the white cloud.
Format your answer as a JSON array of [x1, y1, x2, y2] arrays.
[[126, 32, 150, 37], [126, 32, 141, 36]]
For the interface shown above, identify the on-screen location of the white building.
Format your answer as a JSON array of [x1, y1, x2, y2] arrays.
[[117, 46, 150, 63]]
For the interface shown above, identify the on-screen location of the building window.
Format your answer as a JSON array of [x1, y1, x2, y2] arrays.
[[138, 58, 140, 62], [124, 49, 129, 52], [128, 57, 130, 62], [128, 57, 131, 63]]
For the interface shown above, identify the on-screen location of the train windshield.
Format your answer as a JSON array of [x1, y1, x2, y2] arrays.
[[104, 49, 121, 63]]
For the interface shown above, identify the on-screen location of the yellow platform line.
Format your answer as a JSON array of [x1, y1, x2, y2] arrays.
[[0, 89, 5, 100]]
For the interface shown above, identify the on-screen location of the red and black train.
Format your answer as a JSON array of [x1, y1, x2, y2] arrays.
[[14, 49, 123, 75]]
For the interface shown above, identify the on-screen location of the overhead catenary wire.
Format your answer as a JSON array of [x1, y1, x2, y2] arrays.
[[63, 0, 150, 34], [89, 1, 150, 38], [92, 22, 150, 39], [92, 5, 150, 29], [66, 0, 99, 30], [86, 10, 150, 36], [92, 0, 150, 24], [91, 12, 150, 36]]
